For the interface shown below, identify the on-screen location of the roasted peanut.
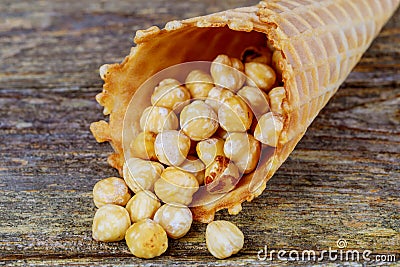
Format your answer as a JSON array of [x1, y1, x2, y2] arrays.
[[180, 100, 219, 141], [123, 158, 164, 193]]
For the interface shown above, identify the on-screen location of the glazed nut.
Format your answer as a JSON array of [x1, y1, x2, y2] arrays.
[[130, 132, 157, 160], [205, 156, 240, 194], [153, 203, 193, 239], [151, 78, 191, 112], [254, 112, 284, 147], [123, 158, 164, 193], [224, 132, 261, 174], [204, 87, 234, 113], [237, 86, 270, 116], [268, 86, 286, 114], [154, 167, 199, 205], [154, 130, 191, 166], [140, 106, 179, 134], [210, 55, 246, 92], [92, 204, 131, 242], [185, 70, 214, 99], [178, 155, 206, 185], [93, 177, 131, 208], [245, 62, 276, 91], [206, 220, 244, 259], [125, 219, 168, 259], [196, 138, 225, 167], [218, 95, 253, 132], [241, 46, 272, 65], [126, 190, 161, 223], [180, 100, 219, 141]]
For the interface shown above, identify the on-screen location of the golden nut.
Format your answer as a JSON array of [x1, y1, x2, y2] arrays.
[[151, 78, 190, 112], [153, 203, 193, 239], [123, 158, 164, 193], [205, 86, 235, 113], [224, 132, 261, 174], [140, 106, 179, 134], [210, 55, 245, 92], [125, 219, 168, 259], [185, 70, 214, 99], [254, 112, 284, 147], [206, 220, 244, 259], [92, 177, 131, 208], [130, 131, 157, 160], [241, 46, 272, 65], [154, 167, 199, 205], [245, 62, 276, 91], [154, 130, 191, 166], [180, 100, 219, 141], [205, 156, 240, 194], [218, 95, 253, 132], [196, 138, 225, 167], [237, 86, 270, 116], [178, 155, 206, 185], [92, 204, 131, 242], [126, 190, 161, 223], [268, 86, 286, 115]]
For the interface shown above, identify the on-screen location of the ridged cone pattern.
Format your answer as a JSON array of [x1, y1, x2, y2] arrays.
[[91, 0, 399, 223]]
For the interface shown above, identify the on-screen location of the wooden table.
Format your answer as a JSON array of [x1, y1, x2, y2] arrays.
[[0, 1, 399, 266]]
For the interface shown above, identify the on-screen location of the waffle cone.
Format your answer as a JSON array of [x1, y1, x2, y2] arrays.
[[91, 0, 399, 223]]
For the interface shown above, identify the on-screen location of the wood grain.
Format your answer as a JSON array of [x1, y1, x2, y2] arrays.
[[0, 0, 399, 266]]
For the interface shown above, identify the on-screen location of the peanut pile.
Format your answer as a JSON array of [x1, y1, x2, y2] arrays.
[[92, 46, 286, 259]]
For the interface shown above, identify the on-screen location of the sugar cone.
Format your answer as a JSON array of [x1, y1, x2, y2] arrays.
[[91, 0, 399, 223]]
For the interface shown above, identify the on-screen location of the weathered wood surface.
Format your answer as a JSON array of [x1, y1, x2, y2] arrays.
[[0, 0, 399, 266]]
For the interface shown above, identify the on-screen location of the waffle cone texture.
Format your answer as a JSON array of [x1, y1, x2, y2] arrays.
[[91, 0, 399, 223]]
